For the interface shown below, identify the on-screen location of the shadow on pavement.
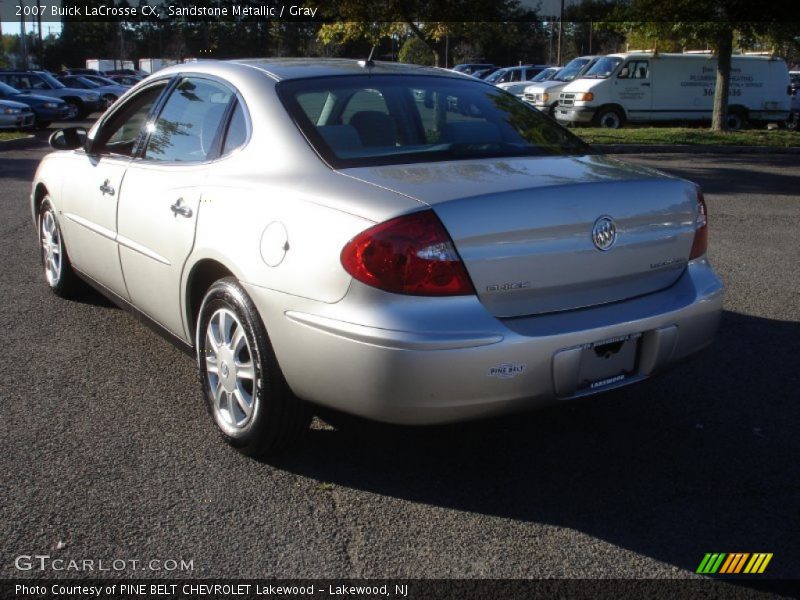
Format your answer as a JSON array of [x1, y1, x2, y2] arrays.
[[271, 310, 800, 582]]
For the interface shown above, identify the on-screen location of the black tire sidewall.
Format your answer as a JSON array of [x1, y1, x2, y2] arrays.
[[197, 280, 268, 447], [596, 108, 623, 129]]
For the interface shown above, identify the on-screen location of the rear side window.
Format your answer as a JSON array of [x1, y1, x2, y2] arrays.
[[144, 77, 233, 162], [221, 101, 248, 155]]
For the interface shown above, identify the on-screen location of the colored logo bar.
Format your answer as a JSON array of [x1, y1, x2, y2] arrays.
[[697, 553, 773, 574]]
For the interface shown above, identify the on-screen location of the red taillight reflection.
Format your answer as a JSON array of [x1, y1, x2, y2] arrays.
[[341, 210, 475, 296]]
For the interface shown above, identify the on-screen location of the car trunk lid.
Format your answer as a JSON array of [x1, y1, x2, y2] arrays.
[[341, 155, 698, 317]]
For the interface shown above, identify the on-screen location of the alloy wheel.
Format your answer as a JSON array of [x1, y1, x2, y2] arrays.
[[41, 208, 62, 287], [204, 308, 256, 430]]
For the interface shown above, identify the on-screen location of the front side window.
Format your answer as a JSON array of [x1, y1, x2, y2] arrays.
[[619, 60, 650, 79], [144, 77, 233, 162], [92, 82, 168, 157], [279, 75, 592, 169]]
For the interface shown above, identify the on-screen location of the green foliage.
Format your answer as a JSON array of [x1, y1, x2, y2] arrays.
[[576, 127, 799, 148], [398, 36, 435, 65]]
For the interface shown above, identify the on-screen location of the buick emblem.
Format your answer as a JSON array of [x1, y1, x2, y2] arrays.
[[592, 216, 617, 251]]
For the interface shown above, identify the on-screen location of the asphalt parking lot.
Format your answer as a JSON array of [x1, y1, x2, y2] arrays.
[[0, 138, 798, 584]]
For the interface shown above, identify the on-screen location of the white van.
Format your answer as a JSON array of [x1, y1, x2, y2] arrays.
[[521, 56, 600, 116], [555, 53, 791, 129]]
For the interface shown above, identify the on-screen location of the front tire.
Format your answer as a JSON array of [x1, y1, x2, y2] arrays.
[[196, 278, 311, 456], [64, 100, 82, 120], [594, 107, 625, 129], [38, 197, 82, 298]]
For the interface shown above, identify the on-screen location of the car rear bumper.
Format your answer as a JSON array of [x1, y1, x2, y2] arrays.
[[243, 257, 724, 425]]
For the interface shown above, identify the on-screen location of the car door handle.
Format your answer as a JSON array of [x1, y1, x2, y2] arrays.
[[641, 82, 651, 87], [170, 199, 193, 218], [99, 180, 115, 196]]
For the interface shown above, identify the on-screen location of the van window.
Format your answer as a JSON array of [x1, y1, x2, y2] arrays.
[[619, 60, 649, 80], [584, 57, 623, 79]]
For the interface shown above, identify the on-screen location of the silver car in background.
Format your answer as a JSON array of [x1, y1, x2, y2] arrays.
[[31, 59, 723, 455]]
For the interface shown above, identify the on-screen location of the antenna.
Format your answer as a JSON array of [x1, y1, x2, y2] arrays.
[[359, 45, 377, 68]]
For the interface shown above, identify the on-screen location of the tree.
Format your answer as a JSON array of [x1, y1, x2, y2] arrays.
[[398, 35, 435, 65], [317, 0, 537, 67], [616, 1, 788, 130]]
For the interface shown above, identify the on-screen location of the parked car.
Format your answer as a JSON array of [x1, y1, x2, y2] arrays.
[[80, 74, 136, 88], [104, 68, 148, 78], [57, 75, 128, 104], [556, 53, 792, 129], [0, 81, 70, 127], [33, 59, 723, 455], [488, 65, 553, 97], [107, 74, 144, 87], [0, 98, 35, 130], [0, 70, 105, 119], [471, 67, 500, 80], [522, 56, 600, 116], [451, 63, 495, 75], [60, 68, 105, 78]]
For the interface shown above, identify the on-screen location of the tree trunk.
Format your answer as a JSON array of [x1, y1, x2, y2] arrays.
[[711, 26, 733, 131]]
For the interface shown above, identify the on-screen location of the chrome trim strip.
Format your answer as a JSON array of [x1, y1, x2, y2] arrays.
[[117, 234, 171, 265]]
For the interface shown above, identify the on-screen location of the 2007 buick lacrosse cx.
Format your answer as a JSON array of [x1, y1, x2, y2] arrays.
[[32, 58, 723, 455]]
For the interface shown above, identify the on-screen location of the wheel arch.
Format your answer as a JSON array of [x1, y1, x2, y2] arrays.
[[32, 182, 49, 224], [598, 103, 627, 118], [61, 95, 84, 106], [184, 258, 236, 344]]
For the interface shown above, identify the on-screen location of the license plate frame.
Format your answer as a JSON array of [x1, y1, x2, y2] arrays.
[[577, 333, 642, 392]]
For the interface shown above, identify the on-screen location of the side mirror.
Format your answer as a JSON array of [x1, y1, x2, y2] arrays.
[[618, 67, 629, 79], [49, 127, 88, 151]]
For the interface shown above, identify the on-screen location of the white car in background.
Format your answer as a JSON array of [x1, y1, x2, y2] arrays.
[[488, 65, 552, 97]]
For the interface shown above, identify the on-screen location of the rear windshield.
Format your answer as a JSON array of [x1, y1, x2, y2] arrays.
[[277, 75, 593, 169]]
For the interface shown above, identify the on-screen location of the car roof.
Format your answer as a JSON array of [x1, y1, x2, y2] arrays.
[[159, 58, 473, 82]]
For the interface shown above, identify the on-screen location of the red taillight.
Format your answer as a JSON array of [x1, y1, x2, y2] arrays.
[[341, 210, 475, 296], [689, 189, 708, 259]]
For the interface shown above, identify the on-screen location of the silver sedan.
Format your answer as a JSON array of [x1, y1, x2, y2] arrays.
[[31, 59, 723, 455]]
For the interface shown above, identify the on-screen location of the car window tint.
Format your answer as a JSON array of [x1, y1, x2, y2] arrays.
[[94, 83, 167, 157], [279, 75, 592, 169], [341, 89, 390, 123], [297, 91, 330, 124], [222, 101, 247, 154], [144, 78, 233, 162]]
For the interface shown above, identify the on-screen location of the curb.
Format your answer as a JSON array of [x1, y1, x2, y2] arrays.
[[594, 143, 800, 155]]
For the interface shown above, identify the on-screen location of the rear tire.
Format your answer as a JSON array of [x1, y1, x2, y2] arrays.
[[196, 278, 311, 456], [38, 197, 83, 298], [726, 110, 746, 131]]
